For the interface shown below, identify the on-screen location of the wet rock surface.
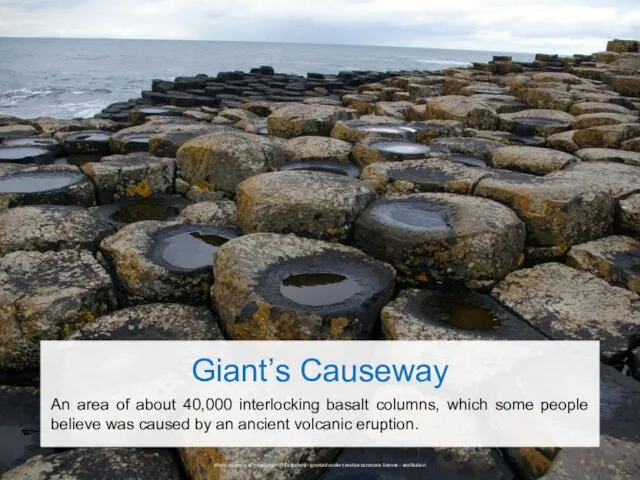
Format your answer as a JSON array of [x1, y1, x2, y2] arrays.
[[3, 448, 184, 480], [331, 119, 412, 143], [0, 385, 53, 474], [237, 170, 376, 242], [492, 262, 640, 360], [0, 249, 117, 373], [382, 289, 545, 340], [55, 130, 112, 155], [67, 303, 225, 340], [354, 193, 525, 288], [100, 220, 238, 305], [0, 205, 114, 256], [212, 233, 395, 339], [352, 137, 446, 167], [0, 164, 95, 209], [91, 194, 190, 227], [0, 146, 54, 164]]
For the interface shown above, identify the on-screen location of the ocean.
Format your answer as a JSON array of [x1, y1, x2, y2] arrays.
[[0, 38, 534, 120]]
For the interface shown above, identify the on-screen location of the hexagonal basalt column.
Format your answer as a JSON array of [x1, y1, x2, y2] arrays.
[[176, 131, 286, 195], [236, 170, 377, 242], [212, 233, 396, 340], [0, 205, 114, 257], [67, 303, 225, 341], [0, 164, 95, 209], [354, 193, 525, 289], [489, 146, 579, 175], [352, 137, 447, 168], [100, 221, 238, 305], [0, 249, 117, 373], [267, 104, 358, 138], [498, 109, 575, 136], [492, 262, 640, 361], [381, 289, 546, 341], [81, 153, 176, 204]]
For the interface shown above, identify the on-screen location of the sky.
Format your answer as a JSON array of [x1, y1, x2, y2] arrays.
[[0, 0, 638, 54]]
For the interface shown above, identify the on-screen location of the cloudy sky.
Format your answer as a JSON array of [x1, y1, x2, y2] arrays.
[[0, 0, 638, 54]]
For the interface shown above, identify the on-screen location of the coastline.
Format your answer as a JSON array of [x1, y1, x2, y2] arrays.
[[1, 38, 640, 478]]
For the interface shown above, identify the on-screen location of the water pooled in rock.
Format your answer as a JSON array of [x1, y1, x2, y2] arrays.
[[0, 425, 40, 472], [3, 137, 58, 149], [280, 273, 362, 306], [440, 303, 498, 330], [153, 227, 234, 271], [371, 141, 431, 156], [388, 207, 450, 231], [0, 147, 49, 161], [0, 172, 85, 192], [139, 107, 170, 114], [121, 134, 151, 145], [359, 125, 407, 134], [66, 132, 110, 142], [280, 160, 359, 177], [451, 154, 487, 168], [109, 197, 185, 224], [56, 154, 105, 166]]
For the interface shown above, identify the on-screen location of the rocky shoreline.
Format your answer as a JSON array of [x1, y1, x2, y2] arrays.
[[1, 38, 640, 479]]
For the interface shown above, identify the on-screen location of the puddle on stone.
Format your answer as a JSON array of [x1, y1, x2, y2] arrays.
[[388, 167, 455, 190], [105, 196, 189, 224], [369, 200, 452, 233], [3, 137, 59, 150], [0, 147, 51, 162], [358, 125, 407, 135], [280, 273, 362, 306], [65, 132, 110, 142], [121, 134, 151, 145], [138, 107, 170, 115], [439, 303, 498, 330], [512, 117, 567, 126], [451, 154, 488, 168], [152, 226, 236, 271], [0, 425, 39, 472], [370, 141, 431, 156], [388, 207, 450, 231], [0, 172, 86, 193], [280, 160, 360, 177], [256, 127, 269, 135]]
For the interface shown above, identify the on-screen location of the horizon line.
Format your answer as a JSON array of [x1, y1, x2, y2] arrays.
[[0, 36, 567, 56]]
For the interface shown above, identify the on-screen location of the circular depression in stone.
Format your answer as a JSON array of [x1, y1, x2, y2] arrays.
[[280, 273, 361, 306], [253, 251, 393, 314], [369, 141, 431, 157], [358, 125, 409, 135], [0, 147, 53, 164], [510, 117, 568, 136], [150, 225, 237, 272], [364, 198, 453, 234], [450, 154, 488, 168], [0, 172, 87, 193], [65, 132, 111, 142], [420, 290, 499, 330], [92, 195, 190, 226], [279, 160, 360, 177]]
